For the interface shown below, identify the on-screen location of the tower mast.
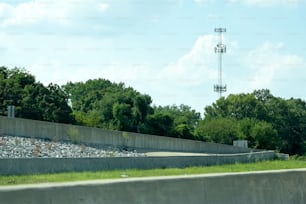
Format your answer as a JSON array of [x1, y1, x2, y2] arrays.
[[214, 28, 227, 97]]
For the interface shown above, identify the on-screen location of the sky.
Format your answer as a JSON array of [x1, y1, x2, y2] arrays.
[[1, 0, 306, 113]]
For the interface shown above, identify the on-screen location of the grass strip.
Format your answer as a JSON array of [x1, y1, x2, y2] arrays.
[[0, 159, 305, 186]]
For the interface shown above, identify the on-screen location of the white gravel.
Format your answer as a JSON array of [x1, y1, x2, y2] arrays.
[[0, 136, 145, 158]]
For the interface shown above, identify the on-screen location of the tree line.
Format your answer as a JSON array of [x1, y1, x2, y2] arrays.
[[1, 67, 305, 155]]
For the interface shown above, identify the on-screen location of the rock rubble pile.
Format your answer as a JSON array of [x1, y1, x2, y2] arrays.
[[0, 136, 145, 158]]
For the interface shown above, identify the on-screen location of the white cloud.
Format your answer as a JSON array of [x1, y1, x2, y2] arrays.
[[0, 3, 12, 18], [97, 3, 109, 12], [0, 0, 110, 27], [99, 63, 152, 83], [228, 0, 300, 6], [194, 0, 214, 5], [28, 60, 153, 87], [207, 13, 220, 20], [244, 42, 305, 90], [154, 34, 239, 108], [227, 0, 239, 3], [158, 35, 218, 87]]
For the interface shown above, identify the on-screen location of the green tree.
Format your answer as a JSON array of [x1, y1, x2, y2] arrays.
[[202, 89, 306, 155], [112, 102, 133, 131], [140, 112, 174, 137], [63, 79, 153, 132], [236, 118, 280, 150], [0, 67, 35, 115], [195, 117, 239, 144], [249, 121, 279, 150], [277, 98, 306, 155], [204, 93, 266, 120], [0, 67, 74, 123], [151, 104, 201, 139], [42, 83, 75, 123]]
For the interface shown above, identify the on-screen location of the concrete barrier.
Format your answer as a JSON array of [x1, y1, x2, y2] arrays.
[[1, 169, 305, 204], [0, 151, 277, 175], [0, 116, 256, 154]]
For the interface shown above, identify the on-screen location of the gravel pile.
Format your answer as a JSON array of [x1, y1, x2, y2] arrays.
[[0, 136, 146, 158]]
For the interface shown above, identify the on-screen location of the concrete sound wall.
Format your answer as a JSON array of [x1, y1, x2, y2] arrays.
[[0, 151, 277, 175], [0, 116, 254, 154], [1, 169, 305, 204]]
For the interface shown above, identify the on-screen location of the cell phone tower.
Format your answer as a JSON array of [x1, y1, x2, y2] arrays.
[[214, 28, 227, 98]]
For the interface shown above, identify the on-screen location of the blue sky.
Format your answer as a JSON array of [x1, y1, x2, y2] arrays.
[[1, 0, 305, 113]]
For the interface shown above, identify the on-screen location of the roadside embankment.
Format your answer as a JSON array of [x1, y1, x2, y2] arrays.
[[0, 151, 279, 175]]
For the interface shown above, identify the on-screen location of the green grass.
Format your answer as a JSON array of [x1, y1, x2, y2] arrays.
[[0, 159, 305, 186]]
